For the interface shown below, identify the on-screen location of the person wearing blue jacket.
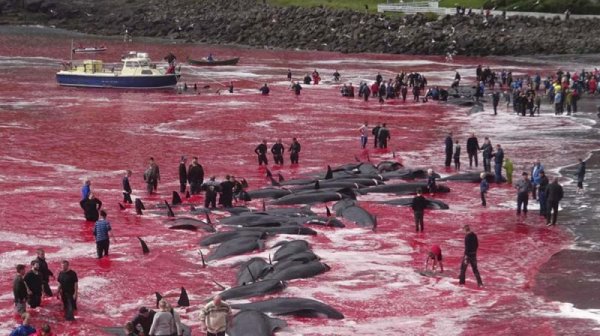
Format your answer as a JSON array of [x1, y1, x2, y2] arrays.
[[530, 159, 544, 200]]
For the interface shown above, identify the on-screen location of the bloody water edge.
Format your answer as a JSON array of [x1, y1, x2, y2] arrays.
[[0, 26, 599, 335]]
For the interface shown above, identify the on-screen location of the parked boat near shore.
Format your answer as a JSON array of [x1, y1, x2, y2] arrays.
[[72, 46, 107, 53], [188, 57, 239, 66], [56, 52, 179, 89]]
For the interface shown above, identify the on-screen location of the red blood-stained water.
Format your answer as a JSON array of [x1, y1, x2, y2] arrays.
[[0, 27, 599, 335]]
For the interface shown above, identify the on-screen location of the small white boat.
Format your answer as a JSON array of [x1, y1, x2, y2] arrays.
[[72, 46, 107, 53]]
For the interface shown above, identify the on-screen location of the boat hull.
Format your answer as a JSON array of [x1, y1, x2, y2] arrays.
[[187, 57, 239, 66], [56, 73, 178, 89]]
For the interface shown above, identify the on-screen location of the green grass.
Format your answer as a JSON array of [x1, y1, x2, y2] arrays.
[[439, 0, 486, 8]]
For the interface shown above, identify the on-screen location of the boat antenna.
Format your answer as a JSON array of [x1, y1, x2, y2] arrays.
[[70, 39, 74, 62]]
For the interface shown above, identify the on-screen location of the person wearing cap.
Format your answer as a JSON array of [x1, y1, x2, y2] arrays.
[[425, 245, 444, 273], [411, 188, 428, 232], [131, 306, 156, 336], [515, 172, 533, 215], [200, 295, 232, 336], [178, 157, 187, 193]]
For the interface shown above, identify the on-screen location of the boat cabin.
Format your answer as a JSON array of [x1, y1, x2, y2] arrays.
[[121, 53, 158, 75], [77, 60, 103, 73]]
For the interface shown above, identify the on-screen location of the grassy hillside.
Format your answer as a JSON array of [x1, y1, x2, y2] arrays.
[[269, 0, 600, 14]]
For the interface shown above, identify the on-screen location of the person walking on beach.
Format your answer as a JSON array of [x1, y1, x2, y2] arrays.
[[200, 295, 232, 336], [93, 210, 115, 259], [377, 124, 390, 149], [459, 225, 483, 287], [546, 177, 564, 226], [466, 133, 480, 168], [359, 122, 368, 149], [445, 132, 453, 167], [575, 158, 586, 194], [515, 172, 533, 215], [57, 260, 78, 321], [255, 139, 268, 166], [481, 137, 493, 173], [411, 188, 428, 232], [289, 138, 301, 164], [36, 249, 53, 297], [480, 172, 489, 207]]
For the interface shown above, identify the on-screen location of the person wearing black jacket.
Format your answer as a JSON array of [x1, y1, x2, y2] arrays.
[[538, 171, 549, 217], [13, 264, 27, 314], [219, 175, 235, 208], [459, 225, 483, 287], [493, 144, 504, 183], [271, 139, 285, 165], [178, 157, 187, 193], [466, 133, 480, 168], [289, 138, 301, 164], [36, 248, 53, 297], [377, 124, 391, 149], [445, 132, 453, 167], [24, 260, 43, 308], [546, 177, 564, 226], [131, 306, 156, 336], [202, 176, 221, 209], [411, 189, 428, 232], [188, 157, 204, 195], [481, 137, 493, 172], [255, 139, 268, 166], [372, 123, 381, 148], [80, 193, 102, 222]]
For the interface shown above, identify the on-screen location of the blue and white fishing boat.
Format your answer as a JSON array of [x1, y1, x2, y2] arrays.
[[56, 52, 179, 89]]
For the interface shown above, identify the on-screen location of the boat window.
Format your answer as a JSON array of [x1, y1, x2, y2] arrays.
[[131, 61, 140, 68], [139, 60, 149, 67]]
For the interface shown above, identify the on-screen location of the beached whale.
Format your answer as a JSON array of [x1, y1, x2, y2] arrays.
[[238, 226, 318, 236], [272, 240, 310, 261], [207, 236, 264, 261], [247, 188, 292, 200], [231, 298, 344, 319], [227, 310, 287, 336], [378, 198, 450, 210], [199, 230, 266, 247], [359, 182, 450, 195], [271, 188, 356, 205], [263, 260, 330, 281], [335, 203, 377, 228], [218, 279, 286, 301], [236, 257, 272, 285], [166, 217, 215, 232]]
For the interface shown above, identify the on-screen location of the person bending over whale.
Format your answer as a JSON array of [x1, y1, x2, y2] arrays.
[[425, 245, 444, 273], [80, 192, 102, 222]]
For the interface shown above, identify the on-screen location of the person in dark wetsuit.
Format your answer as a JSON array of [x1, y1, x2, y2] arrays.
[[24, 260, 43, 308], [426, 169, 437, 195], [545, 177, 564, 226], [287, 69, 292, 81], [143, 157, 160, 194], [57, 260, 78, 321], [291, 81, 302, 95], [271, 139, 284, 165], [466, 133, 480, 168], [202, 176, 220, 209], [219, 175, 235, 208], [178, 157, 187, 193], [255, 139, 268, 166], [80, 192, 102, 222], [411, 188, 428, 232], [458, 225, 483, 287], [36, 248, 53, 297], [188, 157, 205, 195], [131, 306, 156, 336], [122, 170, 133, 204], [289, 138, 301, 164]]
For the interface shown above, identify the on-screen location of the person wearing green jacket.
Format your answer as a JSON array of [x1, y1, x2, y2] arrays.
[[503, 158, 514, 185]]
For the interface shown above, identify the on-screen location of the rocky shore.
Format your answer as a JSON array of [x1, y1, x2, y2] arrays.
[[3, 0, 600, 56]]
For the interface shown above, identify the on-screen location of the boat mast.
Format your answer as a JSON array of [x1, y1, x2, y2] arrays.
[[70, 39, 73, 62]]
